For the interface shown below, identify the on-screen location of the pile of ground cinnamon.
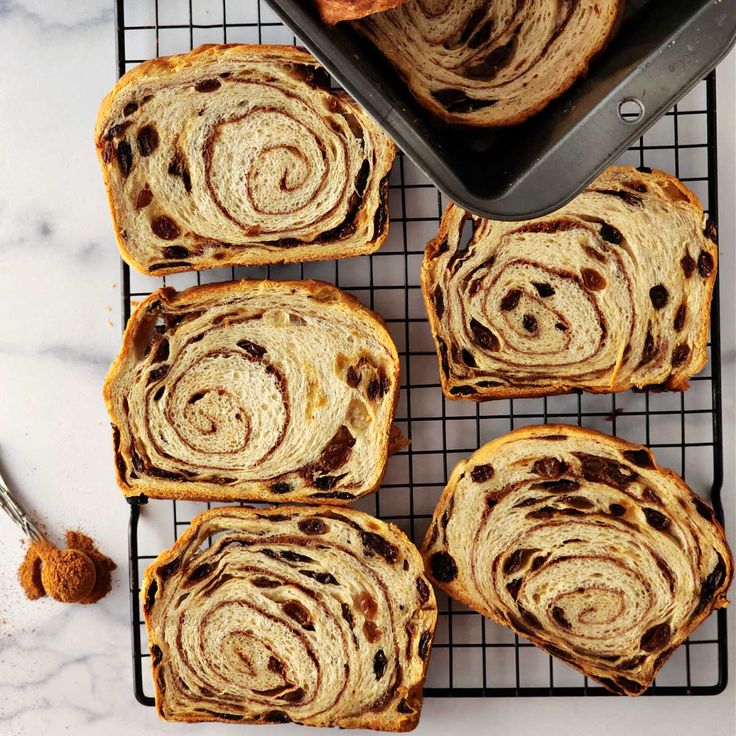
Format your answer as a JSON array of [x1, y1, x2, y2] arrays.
[[18, 531, 116, 604]]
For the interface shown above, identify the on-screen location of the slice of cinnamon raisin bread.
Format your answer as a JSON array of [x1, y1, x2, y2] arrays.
[[95, 44, 395, 274], [314, 0, 408, 24], [422, 424, 733, 696], [143, 505, 437, 730], [356, 0, 623, 126], [104, 279, 399, 503], [422, 167, 718, 400]]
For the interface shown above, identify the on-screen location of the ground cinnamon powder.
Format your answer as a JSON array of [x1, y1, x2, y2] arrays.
[[17, 531, 116, 604]]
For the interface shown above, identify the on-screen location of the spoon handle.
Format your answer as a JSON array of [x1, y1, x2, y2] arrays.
[[0, 469, 46, 545]]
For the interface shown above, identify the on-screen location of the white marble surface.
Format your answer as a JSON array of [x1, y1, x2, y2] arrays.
[[0, 2, 734, 735]]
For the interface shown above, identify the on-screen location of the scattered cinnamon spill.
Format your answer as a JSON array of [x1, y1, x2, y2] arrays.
[[17, 531, 116, 604]]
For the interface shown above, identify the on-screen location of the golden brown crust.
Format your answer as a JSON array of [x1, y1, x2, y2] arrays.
[[421, 166, 717, 401], [104, 278, 401, 503], [95, 44, 395, 275], [421, 424, 733, 695], [143, 505, 436, 730], [314, 0, 409, 24]]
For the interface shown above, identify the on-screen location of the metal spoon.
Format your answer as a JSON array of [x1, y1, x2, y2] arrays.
[[0, 466, 97, 601]]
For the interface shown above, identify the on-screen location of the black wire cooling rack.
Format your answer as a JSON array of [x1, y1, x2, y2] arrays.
[[116, 0, 728, 705]]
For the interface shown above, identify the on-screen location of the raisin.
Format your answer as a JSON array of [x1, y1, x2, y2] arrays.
[[551, 606, 572, 630], [195, 78, 221, 92], [265, 711, 290, 723], [533, 282, 555, 297], [430, 88, 497, 113], [672, 344, 690, 368], [283, 600, 313, 629], [252, 575, 281, 588], [507, 579, 522, 599], [674, 303, 687, 332], [280, 550, 313, 563], [681, 254, 696, 278], [599, 223, 623, 244], [397, 699, 413, 714], [470, 464, 494, 483], [698, 251, 715, 277], [362, 531, 398, 564], [373, 650, 388, 679], [581, 268, 606, 291], [237, 339, 266, 359], [640, 623, 671, 652], [150, 644, 163, 665], [532, 457, 566, 479], [649, 285, 669, 310], [522, 314, 538, 333], [430, 552, 457, 583], [124, 101, 138, 116], [622, 449, 653, 468], [137, 125, 158, 156], [416, 577, 430, 604], [696, 554, 727, 614], [298, 518, 328, 535], [300, 570, 338, 585], [341, 602, 355, 628], [640, 330, 656, 366], [578, 454, 636, 490], [644, 508, 670, 531], [503, 549, 529, 575], [561, 496, 594, 509], [501, 289, 521, 311], [144, 580, 157, 614], [116, 141, 133, 176], [355, 591, 378, 619], [320, 426, 355, 471], [532, 479, 580, 492], [609, 503, 626, 517], [346, 366, 360, 388], [432, 286, 445, 318], [135, 186, 153, 209], [163, 245, 188, 259], [314, 475, 338, 490], [704, 219, 718, 243], [693, 498, 713, 521], [151, 216, 180, 241], [189, 562, 213, 582], [461, 349, 477, 368], [418, 631, 432, 659], [470, 318, 499, 351], [363, 621, 381, 643], [367, 379, 380, 399]]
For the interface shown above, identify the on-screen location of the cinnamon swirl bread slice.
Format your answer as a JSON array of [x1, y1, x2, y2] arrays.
[[104, 279, 399, 503], [143, 505, 436, 730], [422, 425, 733, 696], [314, 0, 408, 24], [356, 0, 623, 126], [95, 45, 394, 275], [422, 167, 718, 400]]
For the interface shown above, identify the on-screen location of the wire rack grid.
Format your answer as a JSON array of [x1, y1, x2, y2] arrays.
[[116, 0, 728, 705]]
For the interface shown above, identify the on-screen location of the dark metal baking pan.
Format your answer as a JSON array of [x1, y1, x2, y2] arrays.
[[265, 0, 736, 220]]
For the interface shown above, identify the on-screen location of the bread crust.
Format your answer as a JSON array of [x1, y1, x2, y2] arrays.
[[314, 0, 409, 25], [104, 278, 401, 503], [143, 504, 437, 730], [421, 166, 718, 400], [421, 424, 734, 696], [95, 44, 395, 275]]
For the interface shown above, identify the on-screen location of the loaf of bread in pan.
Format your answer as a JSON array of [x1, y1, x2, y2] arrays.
[[95, 44, 395, 275], [356, 0, 623, 126], [422, 167, 718, 400], [422, 424, 733, 696], [143, 505, 437, 730], [314, 0, 408, 24], [104, 279, 400, 503]]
